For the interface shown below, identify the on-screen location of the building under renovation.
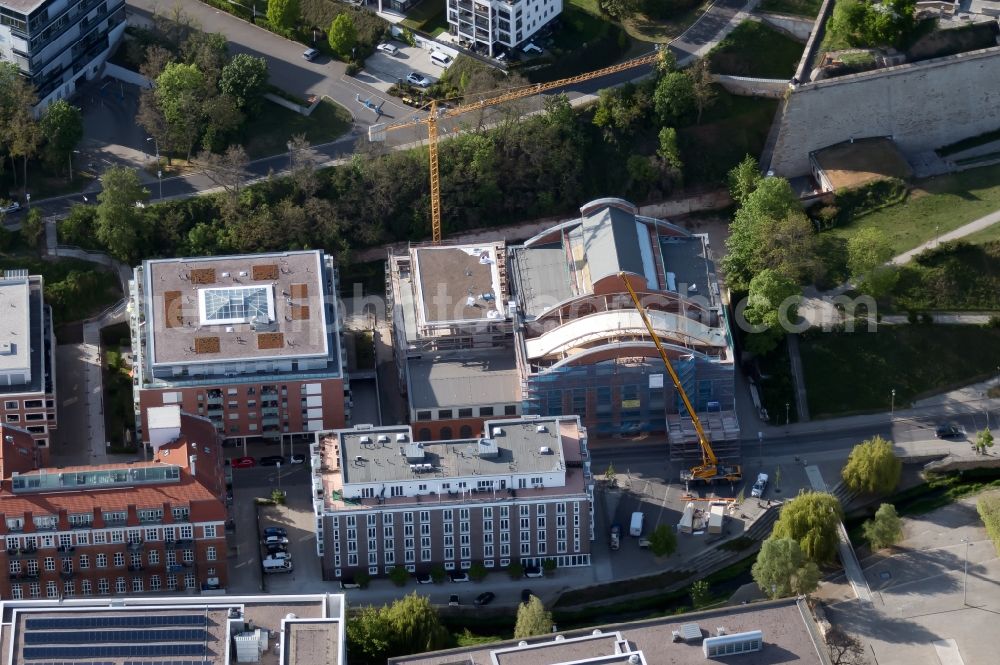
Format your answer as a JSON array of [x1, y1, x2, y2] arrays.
[[508, 198, 739, 461]]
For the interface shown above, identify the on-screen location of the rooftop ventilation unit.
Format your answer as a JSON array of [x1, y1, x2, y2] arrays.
[[535, 425, 547, 433], [539, 446, 552, 455], [396, 433, 408, 442], [702, 630, 762, 658], [478, 438, 499, 458], [628, 656, 640, 665], [404, 442, 426, 462], [672, 623, 701, 643], [377, 435, 390, 445], [492, 427, 504, 437], [359, 436, 371, 445]]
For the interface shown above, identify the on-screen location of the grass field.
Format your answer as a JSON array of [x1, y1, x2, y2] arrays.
[[825, 163, 1000, 256], [758, 0, 823, 16], [890, 241, 1000, 311], [964, 222, 1000, 245], [707, 20, 804, 79], [622, 0, 710, 43], [801, 325, 1000, 418], [399, 0, 449, 36], [243, 99, 353, 159]]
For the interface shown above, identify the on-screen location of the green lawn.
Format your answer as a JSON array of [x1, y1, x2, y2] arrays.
[[243, 99, 353, 160], [890, 241, 1000, 312], [825, 163, 1000, 256], [800, 326, 1000, 418], [964, 222, 1000, 245], [622, 0, 710, 43], [0, 253, 121, 324], [707, 20, 804, 79], [757, 0, 823, 17], [400, 0, 448, 36]]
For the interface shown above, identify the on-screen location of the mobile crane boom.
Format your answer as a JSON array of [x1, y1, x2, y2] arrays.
[[618, 272, 741, 483], [369, 50, 667, 243]]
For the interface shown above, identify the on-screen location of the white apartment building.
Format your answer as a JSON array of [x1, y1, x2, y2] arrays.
[[446, 0, 562, 56], [310, 415, 594, 581], [0, 0, 126, 108]]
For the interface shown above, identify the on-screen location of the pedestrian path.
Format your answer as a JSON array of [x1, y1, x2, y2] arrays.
[[807, 467, 873, 604]]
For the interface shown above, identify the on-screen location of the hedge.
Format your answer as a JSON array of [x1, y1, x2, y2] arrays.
[[977, 494, 1000, 555]]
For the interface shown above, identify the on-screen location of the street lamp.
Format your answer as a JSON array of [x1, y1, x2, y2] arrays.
[[961, 538, 972, 606], [286, 140, 294, 171], [890, 389, 896, 419], [68, 149, 80, 181], [147, 137, 162, 200], [785, 402, 790, 426]]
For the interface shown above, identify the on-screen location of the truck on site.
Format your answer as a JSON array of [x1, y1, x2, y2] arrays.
[[629, 511, 644, 537], [619, 273, 742, 486]]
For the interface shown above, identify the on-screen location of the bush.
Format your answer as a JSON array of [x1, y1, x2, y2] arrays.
[[832, 177, 908, 223], [977, 494, 1000, 555], [270, 489, 287, 504], [355, 570, 371, 588], [430, 564, 447, 583], [507, 562, 524, 579], [468, 562, 488, 582], [542, 558, 557, 573], [388, 565, 409, 586]]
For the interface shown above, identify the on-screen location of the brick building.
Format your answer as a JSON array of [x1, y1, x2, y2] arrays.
[[0, 270, 57, 463], [386, 241, 521, 441], [0, 409, 228, 600], [310, 415, 594, 581], [129, 250, 349, 447]]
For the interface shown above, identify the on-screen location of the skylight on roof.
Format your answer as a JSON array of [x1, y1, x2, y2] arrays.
[[198, 286, 274, 326]]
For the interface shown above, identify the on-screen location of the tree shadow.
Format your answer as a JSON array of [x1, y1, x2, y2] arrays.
[[825, 602, 943, 645]]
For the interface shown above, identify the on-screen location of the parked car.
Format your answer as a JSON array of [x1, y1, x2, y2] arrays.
[[290, 453, 306, 464], [610, 524, 621, 551], [302, 48, 319, 61], [263, 527, 287, 539], [339, 579, 361, 589], [450, 572, 470, 583], [406, 72, 431, 87], [1, 201, 21, 214], [263, 535, 289, 547], [520, 589, 533, 604], [751, 472, 769, 498], [474, 592, 495, 606], [936, 422, 966, 439], [231, 456, 255, 469], [266, 550, 292, 561], [638, 538, 651, 548], [524, 566, 544, 579], [448, 594, 460, 607], [259, 455, 286, 466], [376, 42, 399, 55]]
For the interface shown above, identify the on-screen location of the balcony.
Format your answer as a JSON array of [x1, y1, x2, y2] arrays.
[[176, 539, 194, 550], [165, 540, 177, 549], [56, 545, 75, 553], [20, 546, 37, 555], [127, 541, 144, 551]]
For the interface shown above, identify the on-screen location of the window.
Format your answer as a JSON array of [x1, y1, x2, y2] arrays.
[[204, 524, 217, 538], [128, 530, 142, 544], [29, 582, 40, 598], [479, 406, 494, 416], [76, 532, 89, 545], [10, 584, 21, 599], [64, 580, 75, 597], [33, 515, 56, 530], [185, 574, 196, 589], [59, 534, 72, 547], [44, 557, 55, 571], [26, 560, 38, 575], [82, 580, 92, 596], [96, 554, 107, 568], [8, 561, 19, 574], [150, 575, 161, 591], [179, 525, 193, 539], [416, 411, 432, 421], [116, 578, 127, 594], [505, 405, 517, 415], [79, 554, 90, 569], [93, 531, 107, 544], [98, 578, 110, 594], [207, 546, 217, 561], [104, 511, 127, 524], [172, 507, 190, 521], [458, 408, 473, 418], [167, 575, 177, 591], [138, 508, 163, 523], [3, 401, 16, 409], [183, 550, 195, 563], [438, 409, 453, 419], [46, 581, 58, 598], [113, 552, 125, 567], [145, 528, 159, 541]]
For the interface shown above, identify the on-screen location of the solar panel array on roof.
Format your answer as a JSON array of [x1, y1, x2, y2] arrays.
[[25, 614, 207, 630], [23, 644, 206, 659], [24, 629, 208, 644]]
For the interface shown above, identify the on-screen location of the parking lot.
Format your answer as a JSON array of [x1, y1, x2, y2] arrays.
[[357, 41, 449, 94]]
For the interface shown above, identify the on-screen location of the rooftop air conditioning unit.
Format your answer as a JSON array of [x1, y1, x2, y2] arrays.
[[377, 435, 389, 445], [535, 425, 547, 433], [360, 436, 371, 445], [396, 433, 407, 442], [492, 427, 504, 437], [539, 446, 552, 455]]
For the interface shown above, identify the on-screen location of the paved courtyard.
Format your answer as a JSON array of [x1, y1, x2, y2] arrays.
[[823, 493, 1000, 665], [357, 41, 446, 95]]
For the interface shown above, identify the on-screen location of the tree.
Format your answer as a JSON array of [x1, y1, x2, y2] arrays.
[[593, 85, 647, 141], [599, 0, 640, 19], [689, 579, 711, 608], [40, 100, 83, 178], [468, 561, 488, 581], [842, 435, 901, 494], [58, 204, 97, 246], [139, 44, 174, 82], [974, 428, 994, 455], [604, 463, 617, 486], [723, 177, 815, 291], [653, 71, 695, 125], [197, 145, 249, 198], [826, 628, 866, 665], [771, 491, 843, 562], [201, 94, 245, 153], [657, 127, 683, 171], [507, 562, 524, 579], [647, 523, 677, 557], [20, 207, 44, 248], [267, 0, 299, 30], [219, 53, 269, 114], [95, 166, 149, 262], [751, 536, 821, 598], [155, 62, 206, 160], [388, 565, 409, 586], [347, 605, 392, 665], [514, 595, 553, 638], [430, 564, 447, 583], [385, 593, 450, 654], [862, 502, 903, 550], [328, 13, 358, 59], [727, 154, 761, 205], [181, 31, 229, 88], [847, 227, 897, 297], [689, 58, 716, 124], [742, 268, 801, 355]]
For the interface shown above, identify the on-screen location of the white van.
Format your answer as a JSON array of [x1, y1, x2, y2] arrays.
[[263, 558, 294, 574], [430, 51, 453, 67], [629, 511, 644, 537]]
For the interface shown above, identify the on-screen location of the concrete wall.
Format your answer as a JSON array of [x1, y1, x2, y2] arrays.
[[769, 46, 1000, 176], [712, 74, 788, 98], [754, 12, 814, 41], [104, 62, 151, 88]]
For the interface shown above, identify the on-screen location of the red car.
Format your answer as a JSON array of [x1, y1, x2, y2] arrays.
[[231, 456, 256, 469]]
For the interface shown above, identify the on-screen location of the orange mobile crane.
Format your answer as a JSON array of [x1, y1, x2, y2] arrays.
[[368, 49, 669, 242], [619, 272, 742, 485]]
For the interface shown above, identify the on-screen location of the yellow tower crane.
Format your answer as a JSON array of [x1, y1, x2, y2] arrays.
[[368, 49, 667, 242], [619, 272, 742, 484]]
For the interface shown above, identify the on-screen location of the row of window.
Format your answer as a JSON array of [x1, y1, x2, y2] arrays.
[[7, 509, 191, 532], [9, 573, 202, 599], [8, 546, 208, 573], [2, 398, 53, 411], [336, 502, 579, 528], [4, 524, 209, 549], [415, 404, 518, 422]]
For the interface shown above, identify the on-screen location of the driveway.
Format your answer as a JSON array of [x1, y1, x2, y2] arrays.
[[357, 42, 442, 93]]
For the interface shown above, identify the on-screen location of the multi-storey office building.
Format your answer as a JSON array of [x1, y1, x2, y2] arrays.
[[508, 198, 740, 461], [446, 0, 562, 56], [310, 415, 594, 581], [0, 409, 228, 600], [0, 0, 126, 108], [0, 592, 345, 665], [0, 270, 56, 462], [386, 242, 521, 441], [129, 250, 349, 447]]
